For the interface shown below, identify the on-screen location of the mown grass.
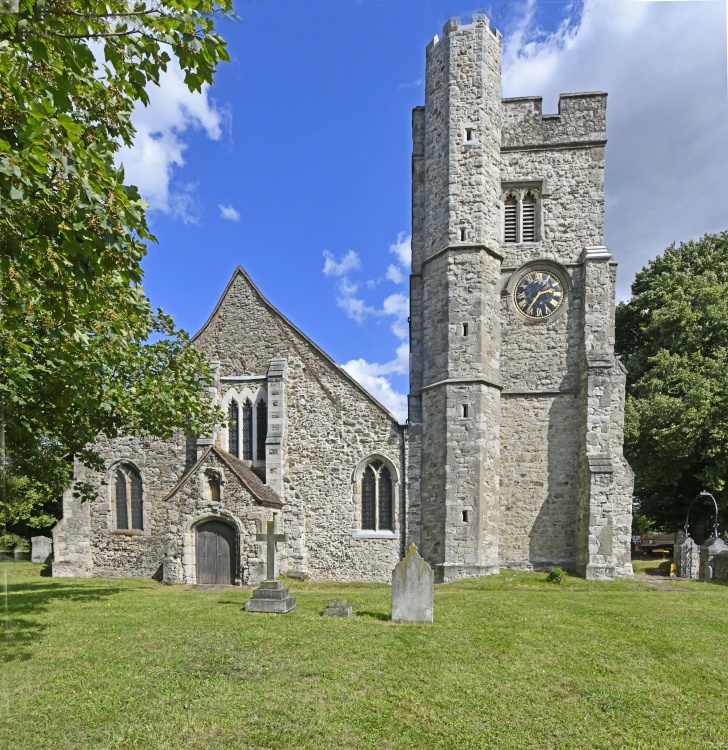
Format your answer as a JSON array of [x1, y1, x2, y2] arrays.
[[1, 561, 727, 750]]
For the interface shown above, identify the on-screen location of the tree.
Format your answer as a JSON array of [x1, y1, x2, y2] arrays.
[[0, 0, 231, 531], [616, 231, 728, 532]]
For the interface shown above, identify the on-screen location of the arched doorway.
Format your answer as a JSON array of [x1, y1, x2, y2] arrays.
[[195, 519, 237, 584]]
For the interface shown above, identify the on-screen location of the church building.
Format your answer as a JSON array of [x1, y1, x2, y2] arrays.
[[52, 15, 633, 584]]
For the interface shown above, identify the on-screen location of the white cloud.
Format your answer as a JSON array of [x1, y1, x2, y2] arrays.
[[343, 343, 409, 421], [117, 59, 225, 222], [322, 249, 362, 277], [501, 0, 728, 299], [219, 204, 240, 222], [324, 232, 412, 415], [385, 264, 405, 284], [389, 232, 411, 270]]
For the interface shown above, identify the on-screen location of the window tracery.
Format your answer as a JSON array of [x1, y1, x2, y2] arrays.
[[502, 187, 540, 243]]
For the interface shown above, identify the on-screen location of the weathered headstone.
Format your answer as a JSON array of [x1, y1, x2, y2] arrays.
[[323, 599, 354, 617], [31, 536, 53, 564], [392, 544, 434, 623], [244, 517, 296, 614]]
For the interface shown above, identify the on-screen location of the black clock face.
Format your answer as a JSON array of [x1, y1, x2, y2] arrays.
[[513, 270, 565, 320]]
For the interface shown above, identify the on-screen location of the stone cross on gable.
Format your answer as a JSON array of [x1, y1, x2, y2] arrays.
[[256, 515, 287, 581]]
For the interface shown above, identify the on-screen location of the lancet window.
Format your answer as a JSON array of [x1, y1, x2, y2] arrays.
[[114, 464, 143, 531], [361, 459, 393, 532], [224, 387, 268, 464]]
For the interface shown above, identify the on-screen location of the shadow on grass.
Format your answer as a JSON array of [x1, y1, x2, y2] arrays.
[[355, 610, 390, 621], [1, 580, 122, 663]]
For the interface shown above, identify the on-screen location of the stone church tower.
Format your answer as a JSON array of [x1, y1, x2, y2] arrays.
[[406, 16, 633, 581]]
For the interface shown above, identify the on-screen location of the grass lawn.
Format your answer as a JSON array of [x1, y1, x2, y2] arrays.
[[2, 561, 727, 750]]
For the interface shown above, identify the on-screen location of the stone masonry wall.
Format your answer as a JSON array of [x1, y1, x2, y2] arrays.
[[193, 270, 403, 583]]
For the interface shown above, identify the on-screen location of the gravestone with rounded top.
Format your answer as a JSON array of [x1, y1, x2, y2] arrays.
[[392, 544, 434, 623]]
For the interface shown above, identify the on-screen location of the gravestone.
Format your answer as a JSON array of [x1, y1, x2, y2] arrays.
[[699, 537, 727, 582], [31, 536, 52, 563], [674, 536, 700, 579], [244, 517, 296, 614], [323, 599, 354, 617], [392, 544, 434, 623]]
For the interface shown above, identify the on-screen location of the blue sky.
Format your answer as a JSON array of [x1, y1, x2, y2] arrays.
[[122, 0, 728, 420]]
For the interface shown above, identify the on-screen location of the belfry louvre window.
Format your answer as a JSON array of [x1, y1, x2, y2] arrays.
[[504, 196, 517, 243], [521, 192, 536, 242], [114, 465, 143, 530], [361, 459, 393, 531], [503, 189, 540, 243]]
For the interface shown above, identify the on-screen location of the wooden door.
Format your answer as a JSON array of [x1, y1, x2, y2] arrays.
[[196, 520, 236, 584]]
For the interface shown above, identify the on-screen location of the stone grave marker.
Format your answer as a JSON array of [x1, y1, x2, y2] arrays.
[[31, 536, 53, 564], [322, 599, 354, 617], [244, 516, 296, 614], [392, 544, 434, 623]]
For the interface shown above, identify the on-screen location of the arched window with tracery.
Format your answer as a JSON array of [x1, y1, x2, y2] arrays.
[[228, 399, 239, 458], [256, 400, 267, 460], [242, 399, 253, 460], [114, 464, 143, 530], [360, 459, 393, 532]]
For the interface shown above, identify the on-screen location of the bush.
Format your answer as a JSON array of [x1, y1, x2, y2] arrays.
[[546, 567, 567, 584], [0, 533, 29, 552]]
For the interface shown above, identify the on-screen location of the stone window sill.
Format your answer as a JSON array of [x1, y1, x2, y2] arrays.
[[113, 530, 143, 536], [351, 530, 398, 540]]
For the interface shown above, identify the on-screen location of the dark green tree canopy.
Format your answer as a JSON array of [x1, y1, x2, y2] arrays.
[[616, 231, 728, 532], [0, 0, 231, 530]]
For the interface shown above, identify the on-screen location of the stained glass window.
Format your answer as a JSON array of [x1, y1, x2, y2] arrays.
[[362, 465, 376, 530], [115, 469, 128, 529], [115, 465, 143, 530], [243, 399, 253, 460], [378, 466, 393, 531], [256, 400, 267, 460], [228, 399, 239, 458]]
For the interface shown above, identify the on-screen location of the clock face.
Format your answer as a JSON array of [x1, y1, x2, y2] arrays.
[[513, 269, 565, 320]]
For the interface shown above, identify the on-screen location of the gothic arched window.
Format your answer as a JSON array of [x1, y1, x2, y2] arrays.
[[256, 400, 267, 460], [228, 399, 239, 458], [114, 464, 143, 531], [242, 399, 253, 460], [360, 459, 393, 532]]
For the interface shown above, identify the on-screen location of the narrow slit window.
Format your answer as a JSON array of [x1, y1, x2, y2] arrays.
[[462, 510, 469, 523], [465, 127, 474, 142], [462, 323, 468, 336], [460, 228, 467, 241], [462, 404, 468, 418]]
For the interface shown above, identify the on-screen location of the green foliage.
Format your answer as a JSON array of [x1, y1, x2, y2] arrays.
[[616, 231, 728, 530], [0, 0, 231, 525], [545, 566, 567, 584], [0, 531, 27, 550]]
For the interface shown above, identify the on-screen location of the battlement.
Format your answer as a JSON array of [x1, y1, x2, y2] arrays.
[[427, 14, 502, 52], [501, 92, 607, 150]]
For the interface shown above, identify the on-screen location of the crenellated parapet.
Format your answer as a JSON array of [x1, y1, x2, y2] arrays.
[[501, 93, 607, 151]]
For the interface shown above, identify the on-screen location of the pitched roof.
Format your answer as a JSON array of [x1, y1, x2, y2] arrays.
[[190, 265, 401, 425], [163, 445, 283, 508]]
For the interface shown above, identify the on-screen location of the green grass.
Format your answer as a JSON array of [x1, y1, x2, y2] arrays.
[[1, 562, 727, 750]]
